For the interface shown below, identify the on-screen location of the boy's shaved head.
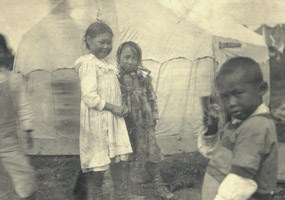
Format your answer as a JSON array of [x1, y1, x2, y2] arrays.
[[215, 57, 268, 120], [216, 57, 263, 85]]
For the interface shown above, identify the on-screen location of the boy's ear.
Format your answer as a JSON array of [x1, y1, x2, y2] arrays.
[[259, 82, 268, 96]]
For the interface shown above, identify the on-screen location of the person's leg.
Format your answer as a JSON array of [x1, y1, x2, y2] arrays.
[[110, 161, 144, 200], [0, 142, 37, 199], [73, 170, 88, 200], [20, 193, 36, 200], [124, 162, 133, 193], [86, 171, 105, 200], [145, 162, 174, 199], [201, 172, 220, 200]]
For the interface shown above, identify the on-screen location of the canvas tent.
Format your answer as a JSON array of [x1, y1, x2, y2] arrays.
[[12, 0, 269, 156], [159, 0, 285, 182]]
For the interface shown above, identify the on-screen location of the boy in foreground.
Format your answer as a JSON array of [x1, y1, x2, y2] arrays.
[[199, 57, 278, 200]]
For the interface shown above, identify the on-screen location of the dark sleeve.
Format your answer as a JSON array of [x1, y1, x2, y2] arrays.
[[118, 75, 132, 115], [146, 75, 159, 120], [230, 117, 274, 180]]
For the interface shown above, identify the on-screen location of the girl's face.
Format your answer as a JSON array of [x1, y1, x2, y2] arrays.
[[119, 46, 139, 72], [86, 32, 112, 59]]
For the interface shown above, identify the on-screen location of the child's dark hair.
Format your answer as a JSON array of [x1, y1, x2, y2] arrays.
[[84, 21, 113, 49], [0, 34, 9, 52], [216, 57, 263, 85], [0, 33, 14, 70], [116, 41, 142, 66]]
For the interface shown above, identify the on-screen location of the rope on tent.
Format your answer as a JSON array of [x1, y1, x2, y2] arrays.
[[51, 70, 57, 139], [96, 0, 103, 21], [181, 59, 194, 135], [193, 60, 198, 116]]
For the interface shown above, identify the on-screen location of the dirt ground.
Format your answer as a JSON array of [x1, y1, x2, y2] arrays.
[[0, 152, 207, 200], [1, 58, 285, 200]]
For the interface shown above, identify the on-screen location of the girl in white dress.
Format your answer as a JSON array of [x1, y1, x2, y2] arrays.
[[73, 21, 140, 200]]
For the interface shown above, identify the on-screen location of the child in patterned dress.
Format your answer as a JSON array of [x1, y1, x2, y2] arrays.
[[117, 41, 174, 199]]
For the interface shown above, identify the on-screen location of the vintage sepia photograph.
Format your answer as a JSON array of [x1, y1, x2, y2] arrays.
[[1, 0, 285, 199]]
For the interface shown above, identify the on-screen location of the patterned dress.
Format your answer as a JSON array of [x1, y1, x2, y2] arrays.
[[75, 54, 132, 171], [119, 68, 162, 163]]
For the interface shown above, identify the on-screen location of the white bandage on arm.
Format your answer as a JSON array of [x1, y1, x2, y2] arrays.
[[214, 173, 258, 200], [197, 126, 219, 159]]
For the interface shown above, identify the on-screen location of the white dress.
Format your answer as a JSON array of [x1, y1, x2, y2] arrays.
[[75, 54, 132, 171]]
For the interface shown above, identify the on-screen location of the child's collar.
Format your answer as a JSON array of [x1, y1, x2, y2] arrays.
[[251, 103, 269, 116], [231, 103, 269, 124], [120, 67, 150, 77]]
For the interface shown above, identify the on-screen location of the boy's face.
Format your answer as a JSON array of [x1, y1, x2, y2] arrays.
[[119, 47, 139, 72], [217, 73, 266, 120]]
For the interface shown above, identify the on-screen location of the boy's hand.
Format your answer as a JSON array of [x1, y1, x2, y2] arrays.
[[205, 117, 219, 136], [203, 103, 220, 136], [23, 130, 34, 149], [207, 103, 220, 123]]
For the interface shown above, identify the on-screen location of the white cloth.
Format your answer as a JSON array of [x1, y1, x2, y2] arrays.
[[75, 54, 132, 171], [201, 104, 269, 200], [214, 173, 258, 200], [198, 103, 269, 159]]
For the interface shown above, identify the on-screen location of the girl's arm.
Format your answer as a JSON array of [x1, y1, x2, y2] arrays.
[[11, 73, 34, 149], [104, 102, 124, 117], [79, 60, 123, 116], [79, 60, 105, 110], [11, 73, 34, 132], [146, 75, 159, 120], [117, 75, 131, 116]]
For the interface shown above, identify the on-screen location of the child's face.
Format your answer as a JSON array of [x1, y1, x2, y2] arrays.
[[217, 73, 266, 120], [87, 32, 112, 59], [119, 47, 139, 72]]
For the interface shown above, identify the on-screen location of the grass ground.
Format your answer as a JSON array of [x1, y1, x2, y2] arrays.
[[0, 152, 207, 200], [2, 58, 285, 200]]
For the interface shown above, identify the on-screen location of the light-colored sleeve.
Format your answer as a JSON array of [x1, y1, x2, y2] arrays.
[[214, 173, 257, 200], [197, 125, 219, 159], [78, 60, 105, 110], [10, 73, 34, 131]]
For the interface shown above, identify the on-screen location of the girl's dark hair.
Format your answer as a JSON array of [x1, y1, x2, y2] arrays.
[[116, 41, 142, 65], [0, 33, 14, 70], [0, 33, 9, 52], [84, 21, 113, 49]]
